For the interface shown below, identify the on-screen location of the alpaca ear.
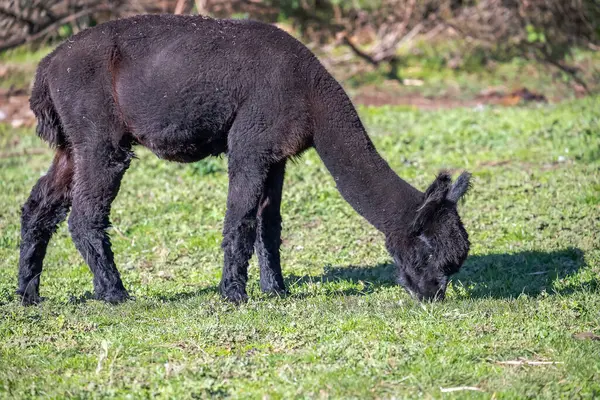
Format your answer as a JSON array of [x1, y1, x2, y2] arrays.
[[446, 171, 471, 203], [411, 172, 452, 233], [424, 172, 452, 202]]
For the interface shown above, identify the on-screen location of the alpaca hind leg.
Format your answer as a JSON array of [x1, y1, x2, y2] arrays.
[[255, 160, 287, 295], [220, 154, 271, 303], [17, 149, 74, 305], [68, 141, 133, 304]]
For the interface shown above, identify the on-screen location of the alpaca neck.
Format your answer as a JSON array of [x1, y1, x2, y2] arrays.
[[312, 84, 424, 235]]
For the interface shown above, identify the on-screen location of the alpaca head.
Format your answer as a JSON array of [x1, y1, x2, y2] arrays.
[[387, 171, 471, 301]]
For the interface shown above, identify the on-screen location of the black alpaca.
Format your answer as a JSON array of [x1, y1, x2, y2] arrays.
[[18, 14, 471, 305]]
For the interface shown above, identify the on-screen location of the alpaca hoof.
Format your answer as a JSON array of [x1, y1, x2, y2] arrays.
[[95, 288, 130, 304], [261, 285, 289, 297], [260, 275, 287, 296], [220, 283, 248, 304], [17, 289, 43, 306]]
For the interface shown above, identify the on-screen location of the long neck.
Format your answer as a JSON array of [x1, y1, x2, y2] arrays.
[[312, 82, 424, 235]]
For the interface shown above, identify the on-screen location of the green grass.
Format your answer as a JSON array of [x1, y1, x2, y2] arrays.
[[0, 96, 599, 398], [0, 46, 51, 91]]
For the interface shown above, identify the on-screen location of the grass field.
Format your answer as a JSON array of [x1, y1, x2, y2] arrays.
[[1, 94, 599, 398]]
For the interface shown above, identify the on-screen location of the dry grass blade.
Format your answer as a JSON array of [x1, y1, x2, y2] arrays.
[[495, 360, 564, 366], [572, 332, 600, 341], [440, 386, 483, 393], [0, 148, 48, 159], [110, 226, 129, 241]]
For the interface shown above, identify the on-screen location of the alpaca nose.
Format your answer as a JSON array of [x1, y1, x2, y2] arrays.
[[417, 280, 448, 302], [419, 289, 446, 302], [396, 271, 448, 301]]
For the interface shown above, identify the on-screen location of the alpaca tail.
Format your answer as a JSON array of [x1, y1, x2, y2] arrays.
[[29, 55, 66, 148]]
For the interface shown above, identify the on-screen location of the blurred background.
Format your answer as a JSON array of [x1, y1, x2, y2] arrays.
[[0, 0, 599, 128]]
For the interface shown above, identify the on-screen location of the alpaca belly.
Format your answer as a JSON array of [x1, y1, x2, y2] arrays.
[[134, 127, 228, 163], [151, 136, 227, 163]]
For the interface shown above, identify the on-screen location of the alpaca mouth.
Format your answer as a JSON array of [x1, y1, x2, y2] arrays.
[[402, 286, 446, 302], [416, 291, 446, 302], [396, 271, 447, 302]]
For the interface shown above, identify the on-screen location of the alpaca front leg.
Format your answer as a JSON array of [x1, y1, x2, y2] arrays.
[[220, 156, 269, 303], [256, 161, 287, 295], [68, 142, 133, 304]]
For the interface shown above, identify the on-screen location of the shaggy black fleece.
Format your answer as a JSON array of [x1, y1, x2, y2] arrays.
[[18, 14, 471, 305]]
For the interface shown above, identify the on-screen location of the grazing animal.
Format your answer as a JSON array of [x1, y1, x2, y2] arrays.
[[18, 14, 471, 305]]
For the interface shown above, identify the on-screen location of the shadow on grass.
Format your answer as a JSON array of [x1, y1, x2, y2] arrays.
[[454, 247, 596, 298], [57, 248, 593, 304], [66, 287, 219, 304], [286, 247, 595, 299], [286, 263, 397, 298], [153, 286, 219, 302]]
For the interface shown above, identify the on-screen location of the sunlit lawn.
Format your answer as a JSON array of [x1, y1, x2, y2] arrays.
[[1, 93, 599, 398]]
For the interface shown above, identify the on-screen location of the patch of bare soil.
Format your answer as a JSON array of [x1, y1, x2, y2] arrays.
[[0, 88, 35, 128]]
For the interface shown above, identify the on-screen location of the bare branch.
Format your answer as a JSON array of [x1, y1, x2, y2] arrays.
[[342, 36, 379, 66], [0, 7, 37, 33], [0, 4, 111, 52]]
